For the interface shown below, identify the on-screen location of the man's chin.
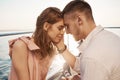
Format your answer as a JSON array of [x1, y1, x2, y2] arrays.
[[74, 36, 82, 41], [74, 38, 80, 41]]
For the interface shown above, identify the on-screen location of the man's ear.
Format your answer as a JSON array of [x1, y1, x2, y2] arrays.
[[43, 22, 50, 31], [77, 16, 82, 25]]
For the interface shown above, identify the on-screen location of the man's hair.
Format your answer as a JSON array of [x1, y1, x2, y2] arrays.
[[62, 0, 94, 20]]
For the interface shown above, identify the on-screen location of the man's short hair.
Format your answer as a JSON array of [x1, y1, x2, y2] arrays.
[[62, 0, 93, 20]]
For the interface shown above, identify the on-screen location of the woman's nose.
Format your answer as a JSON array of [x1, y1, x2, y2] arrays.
[[60, 29, 65, 34]]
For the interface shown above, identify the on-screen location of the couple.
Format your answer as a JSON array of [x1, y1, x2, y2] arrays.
[[8, 0, 120, 80]]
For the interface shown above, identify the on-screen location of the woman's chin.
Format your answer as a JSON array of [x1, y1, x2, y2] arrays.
[[52, 39, 61, 44]]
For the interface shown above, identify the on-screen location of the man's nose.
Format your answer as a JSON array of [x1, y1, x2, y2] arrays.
[[65, 29, 70, 34]]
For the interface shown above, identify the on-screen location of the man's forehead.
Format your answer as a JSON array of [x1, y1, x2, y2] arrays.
[[63, 14, 72, 23], [64, 13, 72, 19], [63, 17, 69, 25], [64, 11, 81, 19]]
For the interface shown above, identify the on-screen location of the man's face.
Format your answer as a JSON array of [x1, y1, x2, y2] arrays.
[[64, 14, 82, 41]]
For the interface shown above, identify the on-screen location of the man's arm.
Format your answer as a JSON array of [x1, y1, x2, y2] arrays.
[[54, 38, 78, 69], [61, 48, 76, 68]]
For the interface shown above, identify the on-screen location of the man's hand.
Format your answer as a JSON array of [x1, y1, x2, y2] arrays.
[[61, 74, 81, 80], [53, 37, 65, 51]]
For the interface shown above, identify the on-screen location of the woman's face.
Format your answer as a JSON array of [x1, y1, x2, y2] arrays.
[[47, 19, 65, 43]]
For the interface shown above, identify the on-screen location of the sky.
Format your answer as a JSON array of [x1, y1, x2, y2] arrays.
[[0, 0, 120, 31]]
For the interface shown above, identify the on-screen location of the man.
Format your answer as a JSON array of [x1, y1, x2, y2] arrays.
[[56, 0, 120, 80]]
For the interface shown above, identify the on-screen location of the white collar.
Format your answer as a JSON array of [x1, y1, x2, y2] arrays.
[[78, 25, 104, 53]]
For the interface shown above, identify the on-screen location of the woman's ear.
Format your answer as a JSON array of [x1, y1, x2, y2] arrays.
[[43, 22, 50, 31]]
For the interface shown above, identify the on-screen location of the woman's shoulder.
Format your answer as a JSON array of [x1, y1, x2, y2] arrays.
[[13, 39, 27, 49], [9, 36, 30, 50], [9, 37, 29, 58]]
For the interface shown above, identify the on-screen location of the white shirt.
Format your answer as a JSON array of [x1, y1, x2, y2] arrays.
[[73, 26, 120, 80]]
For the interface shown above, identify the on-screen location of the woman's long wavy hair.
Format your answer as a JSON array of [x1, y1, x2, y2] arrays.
[[33, 7, 63, 59]]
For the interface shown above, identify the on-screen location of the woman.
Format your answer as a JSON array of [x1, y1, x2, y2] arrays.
[[8, 7, 65, 80]]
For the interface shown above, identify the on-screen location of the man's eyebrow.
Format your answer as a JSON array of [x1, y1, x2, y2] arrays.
[[59, 25, 65, 28], [64, 24, 68, 27], [64, 23, 67, 26]]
